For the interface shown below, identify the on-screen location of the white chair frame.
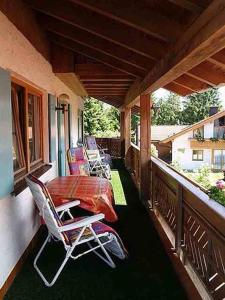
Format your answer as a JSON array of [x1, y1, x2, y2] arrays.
[[26, 177, 116, 287], [86, 149, 111, 179]]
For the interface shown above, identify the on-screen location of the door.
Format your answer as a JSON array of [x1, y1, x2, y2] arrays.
[[57, 99, 71, 176]]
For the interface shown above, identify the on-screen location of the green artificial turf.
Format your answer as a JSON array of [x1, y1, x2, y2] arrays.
[[5, 159, 187, 300]]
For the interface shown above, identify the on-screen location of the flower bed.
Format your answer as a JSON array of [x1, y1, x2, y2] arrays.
[[208, 180, 225, 206]]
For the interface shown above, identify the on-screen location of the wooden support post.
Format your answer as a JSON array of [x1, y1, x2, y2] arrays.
[[123, 107, 131, 168], [120, 111, 125, 158], [140, 94, 151, 203]]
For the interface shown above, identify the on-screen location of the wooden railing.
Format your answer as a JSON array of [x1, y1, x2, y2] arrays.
[[95, 137, 121, 158], [128, 144, 225, 300]]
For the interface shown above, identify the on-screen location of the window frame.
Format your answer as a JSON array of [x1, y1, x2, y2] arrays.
[[192, 150, 204, 161], [193, 126, 204, 138], [11, 77, 44, 182]]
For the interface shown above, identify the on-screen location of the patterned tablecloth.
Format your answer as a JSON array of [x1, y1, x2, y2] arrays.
[[47, 176, 118, 222]]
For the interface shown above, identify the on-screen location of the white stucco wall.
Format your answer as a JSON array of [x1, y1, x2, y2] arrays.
[[0, 11, 84, 289], [204, 122, 214, 138], [172, 131, 212, 170]]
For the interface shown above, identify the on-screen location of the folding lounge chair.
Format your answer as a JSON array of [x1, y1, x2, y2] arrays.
[[67, 147, 111, 179], [85, 136, 112, 167], [26, 174, 127, 287]]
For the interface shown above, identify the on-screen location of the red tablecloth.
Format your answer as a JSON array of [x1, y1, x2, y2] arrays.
[[47, 176, 118, 222]]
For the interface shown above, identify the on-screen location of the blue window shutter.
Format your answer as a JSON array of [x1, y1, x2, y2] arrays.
[[68, 104, 73, 148], [48, 94, 57, 162], [0, 68, 13, 198]]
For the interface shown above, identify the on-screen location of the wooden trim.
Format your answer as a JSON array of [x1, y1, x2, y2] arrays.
[[0, 227, 43, 299], [190, 139, 225, 149]]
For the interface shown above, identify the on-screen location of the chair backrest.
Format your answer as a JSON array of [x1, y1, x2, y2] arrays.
[[67, 147, 90, 176], [85, 136, 98, 150], [26, 175, 69, 245]]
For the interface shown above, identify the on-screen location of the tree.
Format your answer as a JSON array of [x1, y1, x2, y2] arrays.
[[83, 97, 120, 137], [106, 106, 120, 132], [152, 92, 182, 125], [84, 97, 110, 136], [181, 88, 221, 124]]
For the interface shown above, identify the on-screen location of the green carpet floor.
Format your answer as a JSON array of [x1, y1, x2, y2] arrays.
[[5, 160, 187, 300]]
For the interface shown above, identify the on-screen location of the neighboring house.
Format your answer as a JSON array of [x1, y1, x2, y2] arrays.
[[161, 109, 225, 170], [137, 125, 186, 161]]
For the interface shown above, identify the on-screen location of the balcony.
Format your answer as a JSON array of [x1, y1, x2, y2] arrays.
[[127, 143, 225, 300], [5, 157, 187, 300], [190, 138, 225, 149]]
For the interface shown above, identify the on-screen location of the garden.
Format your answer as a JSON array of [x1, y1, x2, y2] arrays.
[[171, 163, 225, 207]]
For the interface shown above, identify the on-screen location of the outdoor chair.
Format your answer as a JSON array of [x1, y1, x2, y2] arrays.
[[85, 136, 112, 167], [67, 147, 111, 179], [26, 174, 127, 287], [67, 147, 90, 176]]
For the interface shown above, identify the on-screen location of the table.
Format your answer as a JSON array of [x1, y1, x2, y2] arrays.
[[47, 176, 118, 222]]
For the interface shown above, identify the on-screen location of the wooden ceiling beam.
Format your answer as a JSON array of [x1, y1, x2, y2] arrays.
[[124, 0, 225, 107], [26, 0, 166, 59], [69, 0, 183, 42], [164, 82, 193, 96], [188, 61, 225, 85], [49, 34, 145, 77], [167, 0, 205, 13], [83, 82, 131, 87], [208, 50, 225, 70], [79, 75, 135, 81], [174, 73, 212, 91], [39, 14, 155, 70]]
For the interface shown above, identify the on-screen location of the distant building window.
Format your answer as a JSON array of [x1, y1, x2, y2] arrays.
[[192, 150, 203, 161], [213, 150, 225, 170], [178, 148, 185, 154], [193, 126, 204, 138]]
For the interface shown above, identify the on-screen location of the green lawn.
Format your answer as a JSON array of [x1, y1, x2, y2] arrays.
[[110, 169, 127, 205]]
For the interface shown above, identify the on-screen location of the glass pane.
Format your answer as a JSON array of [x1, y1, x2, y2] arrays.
[[12, 113, 20, 171], [198, 151, 203, 160], [11, 87, 25, 172], [214, 150, 222, 170], [28, 94, 41, 163]]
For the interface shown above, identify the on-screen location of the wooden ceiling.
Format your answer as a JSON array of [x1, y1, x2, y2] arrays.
[[24, 0, 225, 108]]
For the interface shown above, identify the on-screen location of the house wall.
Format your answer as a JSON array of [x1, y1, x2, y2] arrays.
[[0, 10, 83, 289], [204, 122, 214, 138], [172, 132, 212, 170]]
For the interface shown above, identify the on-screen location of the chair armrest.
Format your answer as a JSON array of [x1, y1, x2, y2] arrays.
[[59, 213, 105, 232], [55, 200, 80, 212]]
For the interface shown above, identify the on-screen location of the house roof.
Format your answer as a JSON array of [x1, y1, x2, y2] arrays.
[[161, 109, 225, 143], [151, 125, 187, 141]]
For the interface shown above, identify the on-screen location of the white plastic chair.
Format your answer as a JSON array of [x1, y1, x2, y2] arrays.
[[86, 149, 111, 179], [26, 175, 117, 287]]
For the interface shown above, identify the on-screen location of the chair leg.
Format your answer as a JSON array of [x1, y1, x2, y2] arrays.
[[33, 233, 73, 287], [88, 228, 116, 268]]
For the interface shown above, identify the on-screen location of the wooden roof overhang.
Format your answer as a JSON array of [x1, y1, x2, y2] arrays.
[[23, 0, 225, 108]]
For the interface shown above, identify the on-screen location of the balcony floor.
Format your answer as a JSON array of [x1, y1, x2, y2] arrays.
[[5, 160, 187, 300]]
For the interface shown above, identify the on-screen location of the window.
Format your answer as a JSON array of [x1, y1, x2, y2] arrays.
[[11, 81, 43, 181], [213, 150, 225, 170], [193, 126, 204, 138], [192, 150, 203, 161]]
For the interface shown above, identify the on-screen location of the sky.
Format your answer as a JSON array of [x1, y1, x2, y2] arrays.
[[154, 87, 225, 108]]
